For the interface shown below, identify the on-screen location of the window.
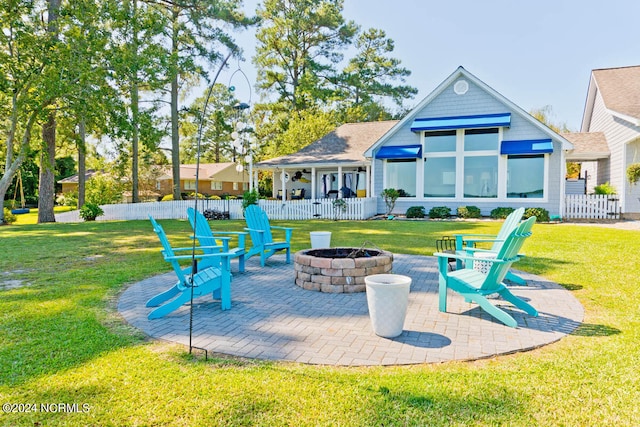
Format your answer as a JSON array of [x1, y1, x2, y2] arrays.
[[386, 159, 416, 197], [211, 181, 222, 191], [423, 128, 499, 199], [424, 157, 456, 197], [242, 182, 249, 191], [507, 155, 544, 198], [184, 180, 196, 190], [424, 130, 456, 153], [233, 182, 238, 191]]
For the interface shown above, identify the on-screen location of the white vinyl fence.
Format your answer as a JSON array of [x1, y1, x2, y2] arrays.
[[564, 194, 620, 220], [54, 198, 379, 223]]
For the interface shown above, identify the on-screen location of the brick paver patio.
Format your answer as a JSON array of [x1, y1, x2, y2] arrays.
[[118, 254, 584, 366]]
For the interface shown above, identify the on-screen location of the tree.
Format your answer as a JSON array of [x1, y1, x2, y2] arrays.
[[254, 0, 358, 113], [151, 0, 254, 200], [0, 1, 61, 223], [530, 105, 577, 178], [336, 28, 417, 122]]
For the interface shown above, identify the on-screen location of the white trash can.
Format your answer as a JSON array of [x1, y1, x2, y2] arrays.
[[310, 231, 331, 248], [365, 274, 412, 338]]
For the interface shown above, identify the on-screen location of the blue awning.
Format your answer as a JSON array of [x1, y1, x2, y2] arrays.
[[410, 113, 511, 132], [375, 145, 422, 159], [501, 139, 554, 155]]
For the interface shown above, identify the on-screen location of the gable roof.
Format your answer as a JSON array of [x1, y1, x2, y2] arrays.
[[582, 65, 640, 130], [256, 121, 398, 169], [562, 132, 610, 161], [364, 66, 573, 156], [58, 169, 101, 184]]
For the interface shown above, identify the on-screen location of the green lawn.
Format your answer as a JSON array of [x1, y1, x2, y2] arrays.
[[0, 218, 639, 426]]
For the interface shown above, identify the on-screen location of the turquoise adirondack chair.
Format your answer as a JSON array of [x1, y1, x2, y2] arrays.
[[436, 216, 538, 328], [186, 207, 247, 273], [454, 207, 527, 285], [243, 204, 293, 267], [146, 216, 232, 319]]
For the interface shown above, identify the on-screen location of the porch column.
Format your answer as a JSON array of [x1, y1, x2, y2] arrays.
[[337, 166, 343, 198], [281, 169, 287, 200], [311, 167, 317, 199], [366, 165, 371, 197]]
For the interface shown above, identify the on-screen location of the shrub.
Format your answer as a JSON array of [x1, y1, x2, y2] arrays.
[[406, 206, 425, 218], [332, 198, 347, 221], [593, 182, 617, 195], [56, 192, 78, 207], [626, 162, 640, 185], [381, 188, 400, 215], [524, 207, 550, 222], [161, 194, 174, 201], [187, 192, 206, 199], [490, 207, 515, 219], [241, 190, 259, 211], [79, 203, 104, 221], [428, 206, 451, 219], [2, 208, 17, 224], [457, 205, 481, 219], [209, 195, 222, 200]]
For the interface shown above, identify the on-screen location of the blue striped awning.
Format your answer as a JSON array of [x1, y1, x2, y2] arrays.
[[375, 145, 422, 159], [410, 113, 511, 132], [501, 139, 554, 155]]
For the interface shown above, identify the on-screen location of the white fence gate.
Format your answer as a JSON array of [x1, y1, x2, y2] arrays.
[[564, 194, 620, 220], [54, 198, 379, 223]]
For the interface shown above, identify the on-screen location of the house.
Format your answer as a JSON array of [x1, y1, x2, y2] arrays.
[[571, 65, 640, 218], [257, 66, 573, 218], [58, 163, 249, 202], [255, 121, 398, 200], [155, 162, 249, 198]]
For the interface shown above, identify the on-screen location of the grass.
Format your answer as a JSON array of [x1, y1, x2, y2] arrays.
[[0, 218, 639, 426]]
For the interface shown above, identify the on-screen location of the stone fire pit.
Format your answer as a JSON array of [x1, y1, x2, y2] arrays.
[[294, 247, 393, 293]]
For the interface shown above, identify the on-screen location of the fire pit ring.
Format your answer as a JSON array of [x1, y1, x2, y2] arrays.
[[294, 247, 393, 293]]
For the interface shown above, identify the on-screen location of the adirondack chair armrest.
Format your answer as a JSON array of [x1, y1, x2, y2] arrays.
[[434, 251, 513, 265], [212, 231, 247, 249], [270, 225, 294, 242], [171, 245, 224, 252], [453, 233, 505, 250], [245, 227, 267, 244], [164, 251, 235, 262]]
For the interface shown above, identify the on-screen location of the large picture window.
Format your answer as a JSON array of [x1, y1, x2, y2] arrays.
[[507, 155, 544, 198], [424, 157, 455, 197], [386, 159, 416, 197]]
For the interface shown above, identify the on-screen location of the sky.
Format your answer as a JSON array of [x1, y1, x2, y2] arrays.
[[223, 0, 640, 132]]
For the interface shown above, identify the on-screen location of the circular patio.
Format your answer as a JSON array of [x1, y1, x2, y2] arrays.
[[117, 254, 584, 366]]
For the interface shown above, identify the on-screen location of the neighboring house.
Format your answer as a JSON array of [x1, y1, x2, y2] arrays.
[[573, 65, 640, 218], [258, 66, 573, 217], [155, 162, 249, 198], [58, 169, 101, 194], [59, 163, 249, 202]]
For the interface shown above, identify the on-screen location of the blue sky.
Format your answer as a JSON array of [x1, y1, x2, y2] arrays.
[[229, 0, 640, 131]]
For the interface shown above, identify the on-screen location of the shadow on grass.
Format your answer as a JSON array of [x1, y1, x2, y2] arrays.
[[371, 385, 527, 425], [570, 323, 621, 337]]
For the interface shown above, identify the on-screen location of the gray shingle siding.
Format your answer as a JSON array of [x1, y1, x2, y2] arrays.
[[372, 76, 566, 217]]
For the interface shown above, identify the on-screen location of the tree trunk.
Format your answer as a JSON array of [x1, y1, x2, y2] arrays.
[[78, 117, 87, 208], [38, 112, 57, 223], [170, 6, 181, 201]]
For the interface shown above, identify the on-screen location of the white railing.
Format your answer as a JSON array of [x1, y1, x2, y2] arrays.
[[54, 198, 378, 223], [564, 194, 620, 220]]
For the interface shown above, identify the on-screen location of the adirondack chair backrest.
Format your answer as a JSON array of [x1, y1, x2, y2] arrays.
[[187, 207, 221, 248], [490, 207, 525, 252], [481, 216, 536, 290], [244, 204, 274, 244], [149, 215, 188, 284]]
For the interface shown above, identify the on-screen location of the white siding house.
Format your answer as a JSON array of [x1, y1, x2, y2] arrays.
[[579, 65, 640, 218], [256, 67, 574, 218], [365, 67, 573, 217]]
